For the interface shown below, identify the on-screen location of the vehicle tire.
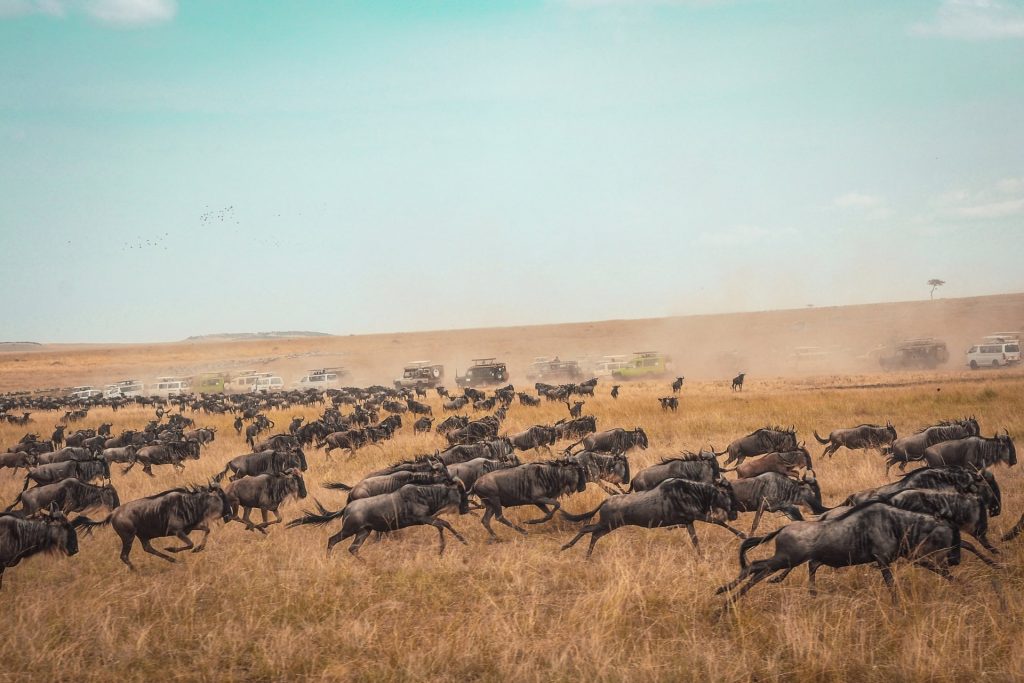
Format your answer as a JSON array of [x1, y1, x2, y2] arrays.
[[970, 361, 978, 369]]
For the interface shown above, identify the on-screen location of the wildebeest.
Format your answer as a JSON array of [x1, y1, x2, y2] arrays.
[[884, 418, 981, 473], [288, 416, 304, 434], [102, 445, 138, 465], [318, 430, 369, 457], [7, 479, 120, 516], [77, 485, 232, 568], [717, 426, 798, 466], [0, 451, 37, 474], [560, 479, 741, 558], [610, 385, 620, 399], [253, 433, 300, 453], [406, 399, 433, 416], [413, 417, 434, 433], [671, 377, 685, 394], [731, 373, 745, 391], [567, 427, 648, 455], [51, 424, 65, 448], [842, 467, 999, 513], [0, 507, 81, 589], [35, 446, 92, 465], [443, 397, 469, 412], [813, 422, 897, 458], [518, 393, 541, 407], [508, 425, 557, 453], [436, 415, 469, 435], [715, 501, 989, 601], [629, 450, 724, 492], [322, 466, 452, 503], [473, 461, 587, 540], [21, 458, 110, 491], [214, 449, 308, 482], [445, 457, 518, 493], [722, 446, 813, 480], [730, 471, 829, 533], [223, 470, 307, 533], [126, 442, 199, 476], [288, 480, 470, 556], [658, 397, 679, 412], [553, 416, 597, 441], [568, 451, 631, 494], [565, 401, 585, 419], [922, 433, 1016, 470]]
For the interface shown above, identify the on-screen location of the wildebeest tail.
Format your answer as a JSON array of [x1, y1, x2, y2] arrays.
[[321, 481, 352, 491], [559, 502, 603, 523], [739, 529, 783, 569], [812, 430, 831, 445], [212, 465, 231, 483], [286, 499, 345, 528], [4, 491, 23, 512], [71, 515, 111, 535]]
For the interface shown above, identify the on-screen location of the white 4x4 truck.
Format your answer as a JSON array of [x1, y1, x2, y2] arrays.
[[967, 333, 1020, 369]]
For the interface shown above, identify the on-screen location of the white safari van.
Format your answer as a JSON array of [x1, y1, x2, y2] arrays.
[[153, 377, 191, 396], [967, 333, 1020, 369]]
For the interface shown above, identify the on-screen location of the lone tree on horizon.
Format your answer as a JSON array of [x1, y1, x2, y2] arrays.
[[928, 279, 946, 300]]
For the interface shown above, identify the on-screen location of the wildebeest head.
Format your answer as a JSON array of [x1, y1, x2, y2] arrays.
[[293, 448, 309, 472], [610, 453, 630, 485], [886, 421, 897, 441], [43, 504, 79, 557], [101, 484, 121, 510], [715, 479, 740, 521], [199, 484, 233, 523], [634, 427, 649, 450], [800, 471, 827, 512], [454, 477, 469, 514], [288, 469, 308, 499], [999, 431, 1016, 466]]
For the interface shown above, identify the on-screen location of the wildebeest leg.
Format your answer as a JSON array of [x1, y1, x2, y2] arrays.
[[430, 517, 467, 546], [584, 527, 611, 559], [731, 566, 781, 600], [715, 567, 754, 595], [347, 529, 372, 559], [875, 560, 897, 603], [238, 507, 257, 531], [525, 499, 560, 524], [480, 507, 501, 542], [1001, 512, 1024, 541], [807, 560, 822, 596], [561, 525, 596, 551], [768, 567, 794, 584], [973, 532, 1000, 555], [140, 538, 175, 562], [257, 508, 282, 532], [749, 498, 767, 535], [712, 521, 747, 539], [191, 524, 211, 552], [117, 532, 136, 569], [683, 522, 700, 549], [166, 531, 195, 553], [959, 539, 999, 567], [491, 504, 528, 536]]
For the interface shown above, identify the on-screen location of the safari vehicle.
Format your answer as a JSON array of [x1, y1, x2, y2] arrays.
[[226, 372, 273, 394], [254, 375, 284, 392], [878, 338, 949, 370], [394, 361, 444, 389], [104, 379, 145, 399], [525, 357, 583, 382], [195, 373, 228, 394], [611, 351, 673, 380], [153, 376, 191, 397], [594, 355, 630, 378], [455, 358, 508, 388], [297, 367, 346, 390], [967, 333, 1020, 369], [69, 386, 103, 400]]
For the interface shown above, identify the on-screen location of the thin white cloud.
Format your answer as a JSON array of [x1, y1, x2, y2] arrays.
[[0, 0, 175, 25], [833, 192, 884, 209], [955, 197, 1024, 218], [929, 177, 1024, 221], [912, 0, 1024, 40]]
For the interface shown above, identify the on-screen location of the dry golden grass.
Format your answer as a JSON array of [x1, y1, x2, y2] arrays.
[[1, 373, 1023, 682]]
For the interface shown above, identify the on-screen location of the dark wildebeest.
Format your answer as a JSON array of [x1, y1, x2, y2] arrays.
[[629, 450, 724, 492], [731, 373, 745, 391], [842, 467, 999, 513], [658, 397, 679, 412], [288, 417, 305, 435], [183, 427, 216, 446], [233, 416, 244, 434], [126, 442, 199, 476], [102, 445, 137, 466], [446, 458, 518, 493], [21, 458, 110, 491], [671, 377, 685, 394], [508, 425, 557, 453], [723, 446, 814, 480], [413, 417, 434, 434], [97, 423, 113, 437], [518, 393, 541, 407], [813, 422, 897, 458], [731, 471, 830, 533], [51, 425, 66, 449], [0, 507, 82, 589], [718, 426, 798, 466], [610, 385, 620, 399], [288, 480, 470, 557], [560, 479, 742, 558], [565, 401, 585, 419], [77, 485, 232, 568], [436, 415, 469, 435], [8, 479, 120, 516], [715, 501, 990, 601], [407, 399, 433, 416], [883, 418, 981, 473], [567, 427, 649, 455], [0, 451, 37, 474], [567, 451, 631, 495], [223, 470, 308, 533], [318, 430, 369, 457], [322, 464, 451, 503], [820, 489, 1000, 555], [214, 449, 308, 482], [254, 433, 300, 453], [473, 461, 587, 540], [922, 433, 1016, 470], [554, 416, 597, 441], [443, 397, 470, 412], [35, 446, 92, 465]]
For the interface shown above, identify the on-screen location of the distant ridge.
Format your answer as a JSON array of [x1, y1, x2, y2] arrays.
[[185, 331, 330, 342]]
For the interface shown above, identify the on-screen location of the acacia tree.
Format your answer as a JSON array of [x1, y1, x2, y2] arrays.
[[928, 279, 946, 299]]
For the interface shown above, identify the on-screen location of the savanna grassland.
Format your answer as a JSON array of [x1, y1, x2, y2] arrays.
[[2, 372, 1024, 682]]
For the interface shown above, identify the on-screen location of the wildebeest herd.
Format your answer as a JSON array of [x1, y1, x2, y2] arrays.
[[0, 378, 1019, 605]]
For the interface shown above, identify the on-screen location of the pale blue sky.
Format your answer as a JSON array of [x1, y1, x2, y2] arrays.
[[1, 0, 1022, 342]]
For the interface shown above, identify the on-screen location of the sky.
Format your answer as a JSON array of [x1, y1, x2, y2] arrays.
[[0, 0, 1022, 343]]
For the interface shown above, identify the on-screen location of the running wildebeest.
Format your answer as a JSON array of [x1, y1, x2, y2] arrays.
[[0, 451, 37, 474], [318, 430, 369, 458], [730, 471, 830, 534], [413, 417, 434, 434], [21, 458, 110, 491], [508, 425, 557, 453], [35, 446, 92, 465], [722, 446, 813, 480], [473, 461, 587, 540], [629, 450, 724, 492], [233, 416, 244, 434], [253, 433, 300, 453], [813, 422, 897, 458], [715, 501, 989, 601], [671, 377, 685, 394], [126, 442, 199, 476], [717, 426, 798, 466], [842, 467, 999, 514], [288, 480, 470, 557], [436, 415, 469, 436], [214, 449, 308, 482], [731, 373, 745, 391], [77, 485, 232, 568], [223, 470, 307, 533], [567, 427, 648, 455], [922, 433, 1016, 470], [553, 416, 597, 441], [0, 506, 82, 589], [322, 465, 452, 504], [445, 457, 518, 493], [7, 479, 120, 516], [560, 479, 742, 558], [101, 445, 137, 466], [568, 451, 631, 495], [883, 418, 981, 473]]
